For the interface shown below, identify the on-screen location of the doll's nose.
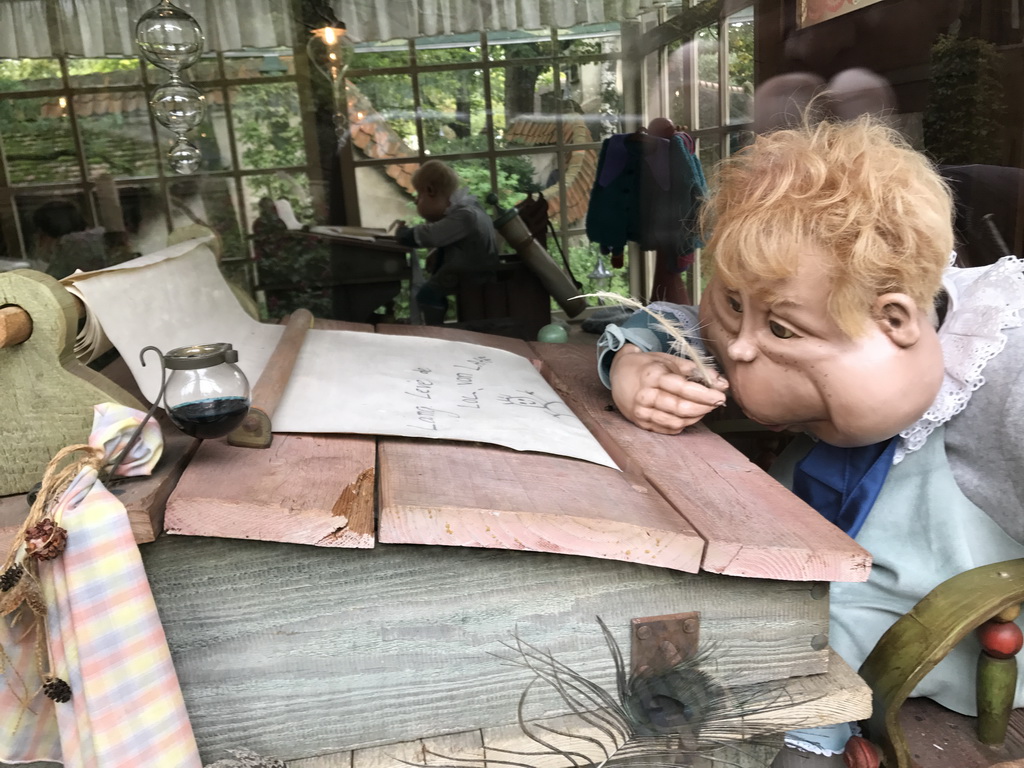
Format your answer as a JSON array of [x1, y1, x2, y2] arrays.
[[726, 331, 758, 363]]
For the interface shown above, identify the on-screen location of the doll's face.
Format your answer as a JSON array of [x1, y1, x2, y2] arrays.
[[415, 186, 449, 222], [698, 246, 945, 447]]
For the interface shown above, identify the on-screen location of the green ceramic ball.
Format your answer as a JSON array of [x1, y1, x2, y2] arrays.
[[537, 323, 569, 343]]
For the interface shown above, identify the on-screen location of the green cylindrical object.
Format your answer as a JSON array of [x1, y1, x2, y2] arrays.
[[977, 653, 1016, 744]]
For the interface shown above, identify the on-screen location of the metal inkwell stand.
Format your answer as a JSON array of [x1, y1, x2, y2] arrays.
[[104, 343, 251, 478]]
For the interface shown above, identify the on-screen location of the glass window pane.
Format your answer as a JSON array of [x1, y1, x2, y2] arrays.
[[185, 55, 220, 82], [570, 57, 622, 140], [3, 96, 79, 184], [195, 88, 231, 171], [419, 68, 487, 156], [666, 38, 695, 133], [488, 30, 551, 63], [68, 57, 142, 86], [170, 175, 246, 266], [415, 34, 482, 65], [116, 181, 163, 255], [446, 158, 493, 201], [353, 39, 410, 69], [354, 165, 416, 229], [696, 26, 720, 129], [726, 7, 754, 125], [348, 73, 417, 155], [728, 128, 755, 157], [698, 137, 722, 183], [18, 192, 91, 271], [491, 63, 555, 146], [222, 52, 294, 81], [494, 151, 549, 201], [0, 58, 62, 93], [567, 233, 630, 300], [229, 82, 304, 171], [74, 90, 158, 179]]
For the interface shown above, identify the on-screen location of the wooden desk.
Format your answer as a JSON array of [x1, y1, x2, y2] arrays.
[[0, 324, 872, 767], [300, 230, 418, 324]]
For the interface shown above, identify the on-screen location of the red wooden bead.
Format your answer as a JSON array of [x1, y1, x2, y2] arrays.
[[843, 735, 882, 768], [977, 620, 1024, 659]]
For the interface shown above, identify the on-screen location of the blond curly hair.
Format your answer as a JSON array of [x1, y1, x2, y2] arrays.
[[412, 159, 462, 198], [701, 117, 954, 337]]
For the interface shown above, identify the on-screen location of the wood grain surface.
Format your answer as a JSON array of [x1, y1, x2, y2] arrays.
[[141, 535, 831, 762], [163, 318, 377, 547], [530, 341, 872, 583], [375, 324, 706, 573]]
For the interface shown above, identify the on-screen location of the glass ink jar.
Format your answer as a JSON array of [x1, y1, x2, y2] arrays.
[[159, 343, 251, 438]]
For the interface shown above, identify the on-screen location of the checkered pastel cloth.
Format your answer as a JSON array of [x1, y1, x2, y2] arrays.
[[1, 404, 201, 767]]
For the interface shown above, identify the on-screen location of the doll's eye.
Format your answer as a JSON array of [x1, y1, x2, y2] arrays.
[[726, 296, 742, 313], [769, 320, 794, 339]]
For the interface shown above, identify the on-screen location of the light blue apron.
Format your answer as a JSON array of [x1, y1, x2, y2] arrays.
[[779, 426, 1024, 714]]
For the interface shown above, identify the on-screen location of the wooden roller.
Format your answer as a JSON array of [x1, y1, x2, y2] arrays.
[[0, 305, 33, 348], [227, 308, 314, 449]]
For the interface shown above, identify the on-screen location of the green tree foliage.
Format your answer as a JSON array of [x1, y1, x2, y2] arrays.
[[0, 58, 146, 183], [923, 35, 1007, 166]]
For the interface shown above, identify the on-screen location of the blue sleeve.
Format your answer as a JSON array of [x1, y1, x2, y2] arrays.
[[595, 303, 703, 388]]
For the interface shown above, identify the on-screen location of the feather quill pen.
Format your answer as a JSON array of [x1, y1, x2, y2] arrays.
[[402, 617, 824, 768], [581, 292, 719, 387]]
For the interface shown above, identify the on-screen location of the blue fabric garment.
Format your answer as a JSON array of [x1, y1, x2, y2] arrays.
[[791, 437, 898, 537], [586, 133, 707, 258]]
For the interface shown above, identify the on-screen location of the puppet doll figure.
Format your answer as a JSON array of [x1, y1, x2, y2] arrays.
[[394, 160, 499, 325], [599, 116, 1024, 764]]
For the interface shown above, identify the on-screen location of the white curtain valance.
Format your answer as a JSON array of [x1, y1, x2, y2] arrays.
[[0, 0, 667, 59]]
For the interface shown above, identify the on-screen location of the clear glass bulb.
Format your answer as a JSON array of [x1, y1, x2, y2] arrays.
[[307, 25, 353, 84], [150, 76, 206, 134], [168, 137, 202, 175], [135, 0, 205, 74]]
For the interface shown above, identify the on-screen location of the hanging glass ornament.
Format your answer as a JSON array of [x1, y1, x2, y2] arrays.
[[135, 0, 205, 74], [136, 0, 207, 175], [149, 75, 206, 134], [167, 137, 202, 175]]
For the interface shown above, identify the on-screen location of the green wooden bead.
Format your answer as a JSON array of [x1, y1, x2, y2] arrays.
[[537, 323, 568, 343]]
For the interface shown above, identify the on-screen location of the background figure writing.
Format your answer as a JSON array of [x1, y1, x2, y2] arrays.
[[395, 160, 499, 326]]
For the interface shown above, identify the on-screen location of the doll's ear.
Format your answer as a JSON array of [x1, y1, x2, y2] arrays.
[[872, 293, 921, 348]]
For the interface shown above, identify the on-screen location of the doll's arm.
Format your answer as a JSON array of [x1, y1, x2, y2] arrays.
[[411, 208, 476, 249], [597, 308, 727, 434]]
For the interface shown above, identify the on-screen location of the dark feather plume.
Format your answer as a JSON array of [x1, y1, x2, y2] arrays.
[[402, 617, 824, 768]]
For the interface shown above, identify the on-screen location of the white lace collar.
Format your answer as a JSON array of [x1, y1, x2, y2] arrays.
[[896, 255, 1024, 463]]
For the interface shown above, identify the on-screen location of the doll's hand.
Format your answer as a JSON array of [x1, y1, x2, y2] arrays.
[[609, 345, 728, 434]]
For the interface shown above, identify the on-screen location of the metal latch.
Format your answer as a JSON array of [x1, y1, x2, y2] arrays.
[[630, 611, 700, 677]]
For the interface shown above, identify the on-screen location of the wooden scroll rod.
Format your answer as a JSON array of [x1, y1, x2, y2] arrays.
[[227, 308, 314, 449], [0, 305, 33, 349]]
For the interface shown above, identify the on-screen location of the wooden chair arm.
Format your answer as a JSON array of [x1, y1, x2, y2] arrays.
[[857, 558, 1024, 768]]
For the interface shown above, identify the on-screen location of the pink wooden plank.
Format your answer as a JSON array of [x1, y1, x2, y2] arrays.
[[375, 324, 706, 573], [530, 340, 871, 583]]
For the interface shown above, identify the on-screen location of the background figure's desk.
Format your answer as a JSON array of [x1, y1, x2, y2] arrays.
[[0, 324, 872, 767], [264, 230, 419, 324]]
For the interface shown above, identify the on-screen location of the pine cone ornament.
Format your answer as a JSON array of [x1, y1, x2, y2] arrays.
[[0, 563, 24, 592], [42, 676, 72, 703], [25, 519, 68, 561]]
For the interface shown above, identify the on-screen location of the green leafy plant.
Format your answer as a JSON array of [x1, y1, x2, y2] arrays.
[[923, 34, 1007, 166]]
